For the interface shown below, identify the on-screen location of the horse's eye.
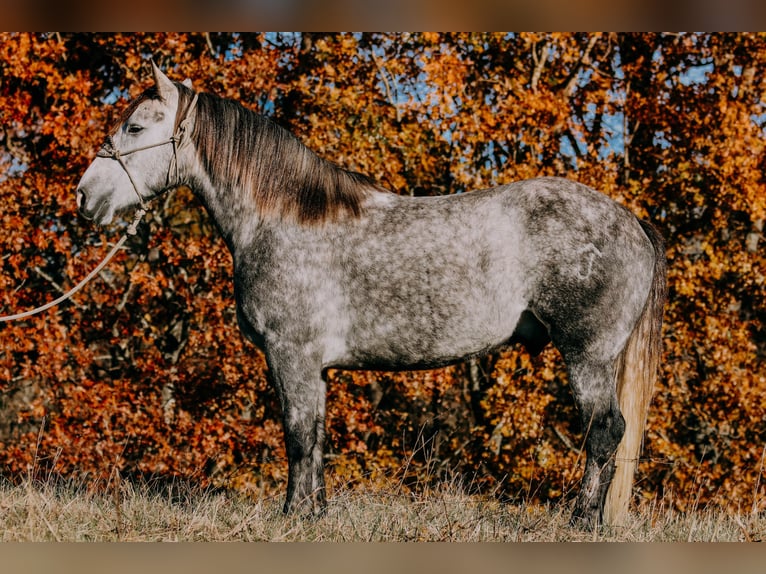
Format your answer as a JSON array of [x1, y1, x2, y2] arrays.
[[127, 124, 143, 135]]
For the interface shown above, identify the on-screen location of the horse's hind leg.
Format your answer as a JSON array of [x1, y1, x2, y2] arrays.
[[268, 355, 328, 516], [566, 356, 625, 529]]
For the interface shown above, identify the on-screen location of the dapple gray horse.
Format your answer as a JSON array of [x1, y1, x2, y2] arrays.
[[76, 63, 666, 528]]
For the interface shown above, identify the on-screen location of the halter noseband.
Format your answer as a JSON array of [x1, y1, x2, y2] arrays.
[[96, 92, 199, 211]]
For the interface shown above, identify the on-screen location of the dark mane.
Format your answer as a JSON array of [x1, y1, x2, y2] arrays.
[[176, 85, 377, 224]]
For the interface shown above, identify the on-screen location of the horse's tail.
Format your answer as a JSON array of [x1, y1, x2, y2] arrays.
[[603, 219, 667, 526]]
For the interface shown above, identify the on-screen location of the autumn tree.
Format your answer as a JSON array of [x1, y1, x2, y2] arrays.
[[0, 32, 763, 512]]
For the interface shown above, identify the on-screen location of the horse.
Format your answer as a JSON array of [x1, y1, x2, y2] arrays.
[[75, 62, 666, 528]]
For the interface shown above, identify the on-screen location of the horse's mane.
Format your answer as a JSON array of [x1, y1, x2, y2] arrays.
[[176, 84, 377, 225]]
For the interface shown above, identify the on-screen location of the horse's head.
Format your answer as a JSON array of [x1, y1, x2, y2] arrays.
[[76, 62, 194, 225]]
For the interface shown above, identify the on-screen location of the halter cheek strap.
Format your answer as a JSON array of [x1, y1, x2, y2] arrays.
[[96, 92, 199, 211]]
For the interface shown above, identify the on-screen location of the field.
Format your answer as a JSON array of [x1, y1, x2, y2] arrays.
[[1, 472, 763, 542]]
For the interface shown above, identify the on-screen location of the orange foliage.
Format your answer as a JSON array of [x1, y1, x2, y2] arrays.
[[0, 33, 764, 512]]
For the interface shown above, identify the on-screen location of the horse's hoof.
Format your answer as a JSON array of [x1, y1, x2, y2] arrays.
[[283, 493, 327, 519]]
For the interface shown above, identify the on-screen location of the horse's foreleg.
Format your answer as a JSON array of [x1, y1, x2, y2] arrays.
[[268, 356, 328, 516], [567, 358, 625, 529]]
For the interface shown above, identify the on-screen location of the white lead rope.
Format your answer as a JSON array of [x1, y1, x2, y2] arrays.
[[0, 208, 146, 323]]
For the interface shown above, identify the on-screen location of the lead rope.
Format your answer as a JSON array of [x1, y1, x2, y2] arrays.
[[0, 208, 146, 322]]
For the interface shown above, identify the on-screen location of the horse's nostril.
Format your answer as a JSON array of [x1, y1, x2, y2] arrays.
[[75, 188, 94, 219]]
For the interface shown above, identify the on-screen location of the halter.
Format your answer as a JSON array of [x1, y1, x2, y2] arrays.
[[96, 92, 199, 211]]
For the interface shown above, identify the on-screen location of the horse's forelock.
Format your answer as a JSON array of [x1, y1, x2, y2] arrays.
[[109, 86, 162, 135]]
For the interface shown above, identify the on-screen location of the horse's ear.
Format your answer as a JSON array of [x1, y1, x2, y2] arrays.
[[151, 59, 176, 101], [182, 78, 193, 89]]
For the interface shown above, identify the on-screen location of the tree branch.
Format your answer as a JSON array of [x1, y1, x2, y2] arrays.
[[530, 41, 549, 93], [371, 51, 401, 123], [562, 34, 600, 96]]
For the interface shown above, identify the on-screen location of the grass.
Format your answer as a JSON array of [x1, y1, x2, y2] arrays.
[[0, 472, 763, 542]]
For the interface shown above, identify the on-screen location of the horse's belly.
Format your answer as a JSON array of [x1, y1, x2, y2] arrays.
[[336, 299, 524, 371]]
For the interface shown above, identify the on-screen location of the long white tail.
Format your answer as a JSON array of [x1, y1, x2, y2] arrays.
[[603, 220, 667, 526]]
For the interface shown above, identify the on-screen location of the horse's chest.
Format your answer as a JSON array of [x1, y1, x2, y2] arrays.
[[233, 253, 343, 343]]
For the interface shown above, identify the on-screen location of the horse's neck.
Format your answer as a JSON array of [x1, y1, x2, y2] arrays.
[[189, 170, 263, 255]]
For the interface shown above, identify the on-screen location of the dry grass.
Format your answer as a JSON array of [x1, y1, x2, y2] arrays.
[[0, 472, 763, 542]]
